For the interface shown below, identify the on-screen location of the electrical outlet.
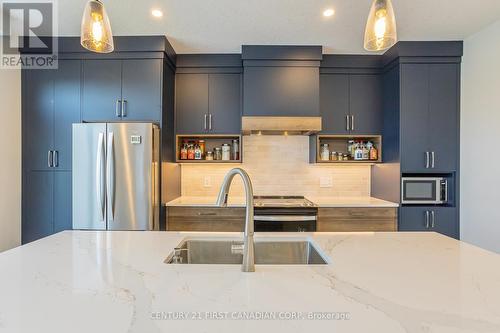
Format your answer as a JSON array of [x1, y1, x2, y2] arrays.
[[320, 176, 333, 188], [203, 176, 212, 188]]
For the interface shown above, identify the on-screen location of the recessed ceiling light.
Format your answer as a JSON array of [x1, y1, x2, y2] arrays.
[[323, 8, 335, 17], [151, 9, 163, 18]]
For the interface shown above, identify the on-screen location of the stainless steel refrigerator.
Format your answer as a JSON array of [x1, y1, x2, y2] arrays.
[[72, 123, 160, 231]]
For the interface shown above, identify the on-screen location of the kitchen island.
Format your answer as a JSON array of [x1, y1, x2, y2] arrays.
[[1, 231, 499, 333]]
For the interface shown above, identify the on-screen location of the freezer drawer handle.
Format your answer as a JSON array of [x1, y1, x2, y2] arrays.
[[96, 133, 105, 221], [106, 132, 115, 221]]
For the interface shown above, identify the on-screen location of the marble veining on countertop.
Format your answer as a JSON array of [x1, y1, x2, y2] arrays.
[[165, 196, 399, 208], [1, 231, 499, 332]]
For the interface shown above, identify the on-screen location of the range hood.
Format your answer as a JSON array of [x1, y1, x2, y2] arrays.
[[241, 116, 322, 135]]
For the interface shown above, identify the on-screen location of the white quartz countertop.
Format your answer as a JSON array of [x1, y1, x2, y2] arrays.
[[1, 231, 499, 333], [165, 196, 399, 208]]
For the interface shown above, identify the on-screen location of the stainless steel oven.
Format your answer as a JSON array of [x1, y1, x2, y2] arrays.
[[401, 177, 448, 205], [253, 196, 317, 232]]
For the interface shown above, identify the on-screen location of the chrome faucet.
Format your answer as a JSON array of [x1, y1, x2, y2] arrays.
[[216, 168, 255, 272]]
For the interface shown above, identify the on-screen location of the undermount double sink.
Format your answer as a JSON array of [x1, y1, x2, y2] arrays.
[[165, 238, 328, 265]]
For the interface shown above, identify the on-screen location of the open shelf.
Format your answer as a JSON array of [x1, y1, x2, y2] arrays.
[[312, 135, 382, 164], [176, 134, 242, 163]]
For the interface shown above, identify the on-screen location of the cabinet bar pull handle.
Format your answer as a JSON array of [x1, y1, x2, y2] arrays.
[[121, 99, 127, 117], [346, 115, 350, 131], [431, 151, 435, 169], [351, 115, 355, 131], [204, 114, 208, 131], [48, 150, 53, 168], [425, 211, 430, 229], [425, 152, 430, 169], [209, 114, 213, 131], [115, 100, 121, 117], [431, 211, 435, 228], [53, 150, 59, 168]]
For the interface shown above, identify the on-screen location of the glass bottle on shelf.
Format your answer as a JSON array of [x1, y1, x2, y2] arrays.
[[194, 143, 202, 160], [187, 144, 195, 160], [362, 141, 370, 160], [180, 141, 188, 160], [320, 143, 330, 161]]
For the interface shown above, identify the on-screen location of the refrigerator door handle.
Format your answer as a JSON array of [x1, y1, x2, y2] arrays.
[[96, 133, 105, 221], [106, 132, 115, 221]]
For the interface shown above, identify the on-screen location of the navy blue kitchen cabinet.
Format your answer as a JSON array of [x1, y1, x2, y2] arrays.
[[320, 74, 382, 134], [349, 74, 383, 134], [82, 59, 162, 122], [320, 74, 350, 134], [22, 60, 81, 243], [22, 171, 54, 244], [209, 74, 242, 134], [400, 63, 459, 173], [121, 59, 162, 121], [400, 206, 458, 239], [175, 73, 209, 134], [176, 73, 241, 134], [23, 68, 54, 171], [243, 66, 320, 117]]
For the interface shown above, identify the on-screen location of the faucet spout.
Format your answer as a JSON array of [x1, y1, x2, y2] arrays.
[[216, 168, 255, 272]]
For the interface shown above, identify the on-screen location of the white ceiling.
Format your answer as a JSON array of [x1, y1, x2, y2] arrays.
[[57, 0, 500, 54]]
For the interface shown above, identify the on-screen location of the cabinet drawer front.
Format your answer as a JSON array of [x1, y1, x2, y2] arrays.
[[317, 208, 398, 232], [318, 208, 397, 219], [166, 207, 245, 232]]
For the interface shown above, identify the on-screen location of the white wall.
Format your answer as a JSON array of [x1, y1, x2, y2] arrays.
[[461, 19, 500, 253], [0, 68, 21, 252]]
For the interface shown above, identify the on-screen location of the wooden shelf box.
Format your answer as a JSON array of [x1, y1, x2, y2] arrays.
[[176, 134, 242, 163], [310, 135, 382, 164]]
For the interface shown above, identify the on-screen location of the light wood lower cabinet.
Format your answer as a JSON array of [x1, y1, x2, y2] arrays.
[[317, 208, 398, 232], [166, 207, 245, 232]]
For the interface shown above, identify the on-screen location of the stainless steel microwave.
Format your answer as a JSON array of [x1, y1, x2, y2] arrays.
[[401, 177, 448, 205]]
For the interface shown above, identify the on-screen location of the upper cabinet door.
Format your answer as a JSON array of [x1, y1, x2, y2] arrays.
[[82, 59, 122, 122], [121, 59, 162, 122], [208, 74, 241, 134], [175, 74, 209, 134], [400, 64, 431, 172], [54, 60, 81, 171], [243, 66, 320, 116], [428, 63, 459, 172], [320, 74, 350, 134], [349, 74, 382, 134], [23, 69, 54, 171]]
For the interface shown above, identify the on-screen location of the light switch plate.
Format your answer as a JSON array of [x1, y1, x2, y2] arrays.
[[203, 176, 212, 188], [320, 176, 333, 188]]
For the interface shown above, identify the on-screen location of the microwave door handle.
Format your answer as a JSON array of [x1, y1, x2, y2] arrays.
[[443, 180, 449, 203]]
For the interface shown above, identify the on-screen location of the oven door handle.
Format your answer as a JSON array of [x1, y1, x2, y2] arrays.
[[254, 215, 317, 222]]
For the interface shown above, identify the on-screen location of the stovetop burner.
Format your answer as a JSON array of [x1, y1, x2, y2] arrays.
[[253, 196, 316, 208]]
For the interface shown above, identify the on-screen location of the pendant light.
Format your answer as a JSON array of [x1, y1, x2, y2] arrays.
[[80, 0, 114, 53], [364, 0, 397, 51]]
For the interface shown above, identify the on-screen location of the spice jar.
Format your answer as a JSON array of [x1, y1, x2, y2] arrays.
[[222, 144, 231, 161], [205, 151, 214, 161], [214, 147, 222, 160], [330, 152, 338, 161]]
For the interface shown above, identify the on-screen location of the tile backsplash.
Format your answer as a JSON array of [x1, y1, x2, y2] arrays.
[[181, 135, 371, 197]]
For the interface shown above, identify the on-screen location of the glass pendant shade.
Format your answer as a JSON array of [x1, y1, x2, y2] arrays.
[[364, 0, 397, 51], [80, 0, 114, 53]]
